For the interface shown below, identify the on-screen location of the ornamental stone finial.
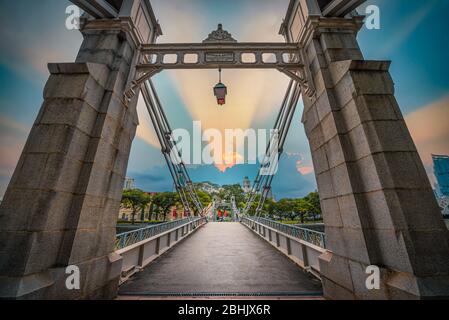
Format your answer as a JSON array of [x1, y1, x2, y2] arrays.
[[203, 23, 237, 43]]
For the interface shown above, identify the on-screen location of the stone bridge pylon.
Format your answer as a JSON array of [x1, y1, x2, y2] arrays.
[[0, 0, 449, 300], [0, 0, 161, 299]]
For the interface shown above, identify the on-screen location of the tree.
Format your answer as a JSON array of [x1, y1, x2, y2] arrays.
[[140, 193, 152, 221], [293, 199, 310, 224], [219, 184, 245, 206], [264, 198, 276, 217], [197, 191, 212, 208], [247, 194, 261, 216], [299, 192, 322, 221], [152, 192, 179, 221], [187, 191, 213, 216], [121, 189, 151, 224], [148, 201, 156, 221], [274, 199, 298, 221]]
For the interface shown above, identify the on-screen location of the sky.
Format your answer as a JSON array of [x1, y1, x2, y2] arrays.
[[0, 0, 448, 199]]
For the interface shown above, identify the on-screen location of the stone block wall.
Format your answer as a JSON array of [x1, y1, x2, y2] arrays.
[[300, 17, 449, 299], [0, 27, 140, 299]]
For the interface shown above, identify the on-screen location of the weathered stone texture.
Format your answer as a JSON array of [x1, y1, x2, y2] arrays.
[[300, 17, 449, 299], [0, 21, 141, 299]]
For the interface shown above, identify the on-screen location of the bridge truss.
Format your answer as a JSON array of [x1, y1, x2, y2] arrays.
[[128, 25, 312, 217], [243, 80, 302, 217]]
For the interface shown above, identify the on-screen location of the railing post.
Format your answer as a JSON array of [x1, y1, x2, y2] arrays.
[[155, 237, 161, 255], [139, 229, 144, 242], [120, 235, 126, 249], [167, 232, 171, 247], [301, 243, 309, 268], [138, 244, 145, 267], [286, 237, 292, 255]]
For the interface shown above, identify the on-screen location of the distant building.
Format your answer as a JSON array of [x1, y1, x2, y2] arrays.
[[433, 154, 449, 197], [437, 196, 449, 217], [243, 176, 251, 193], [124, 177, 135, 190]]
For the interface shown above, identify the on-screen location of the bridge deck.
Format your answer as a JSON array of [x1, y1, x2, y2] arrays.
[[119, 222, 323, 297]]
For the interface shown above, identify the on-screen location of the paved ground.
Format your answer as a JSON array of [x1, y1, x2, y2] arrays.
[[119, 222, 323, 297]]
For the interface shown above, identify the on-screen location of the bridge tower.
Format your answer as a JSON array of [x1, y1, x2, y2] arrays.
[[282, 0, 449, 299], [0, 0, 161, 299]]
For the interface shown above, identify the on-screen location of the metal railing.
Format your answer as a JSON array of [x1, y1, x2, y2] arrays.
[[115, 217, 204, 250], [242, 216, 326, 248]]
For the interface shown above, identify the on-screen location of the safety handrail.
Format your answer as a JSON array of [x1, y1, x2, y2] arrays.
[[242, 216, 326, 248], [115, 217, 205, 250]]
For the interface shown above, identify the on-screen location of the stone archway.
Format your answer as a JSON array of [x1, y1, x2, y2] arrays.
[[1, 0, 448, 300]]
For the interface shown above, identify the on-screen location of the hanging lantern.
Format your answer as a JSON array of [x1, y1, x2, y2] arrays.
[[213, 68, 227, 106]]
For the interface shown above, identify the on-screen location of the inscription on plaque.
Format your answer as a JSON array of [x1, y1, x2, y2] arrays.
[[205, 52, 235, 63]]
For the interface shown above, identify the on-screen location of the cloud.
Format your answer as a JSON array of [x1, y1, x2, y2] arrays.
[[135, 95, 161, 148], [297, 163, 314, 175], [405, 95, 449, 184], [0, 2, 82, 83], [237, 0, 289, 42], [149, 0, 291, 173], [152, 0, 208, 43], [215, 152, 245, 173], [405, 95, 449, 164], [0, 116, 31, 135], [290, 153, 314, 176], [272, 154, 317, 199], [0, 117, 30, 184]]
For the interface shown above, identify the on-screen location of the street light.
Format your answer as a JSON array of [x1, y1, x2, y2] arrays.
[[213, 68, 227, 106]]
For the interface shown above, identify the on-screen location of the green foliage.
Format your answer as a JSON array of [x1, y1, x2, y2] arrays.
[[303, 191, 322, 219], [121, 189, 152, 224], [121, 185, 322, 225], [121, 187, 214, 222], [218, 184, 245, 205], [152, 192, 179, 221], [197, 191, 212, 208], [245, 191, 322, 223]]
